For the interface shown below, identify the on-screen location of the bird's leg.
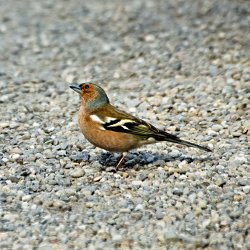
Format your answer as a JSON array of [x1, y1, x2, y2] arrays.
[[115, 152, 127, 169]]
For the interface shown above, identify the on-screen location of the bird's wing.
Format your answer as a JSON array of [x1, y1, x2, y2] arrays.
[[91, 104, 211, 152], [91, 104, 177, 140]]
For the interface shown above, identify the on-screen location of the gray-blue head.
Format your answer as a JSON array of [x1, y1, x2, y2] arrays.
[[70, 82, 110, 111]]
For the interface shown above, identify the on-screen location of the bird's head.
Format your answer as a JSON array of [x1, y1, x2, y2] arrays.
[[70, 82, 109, 111]]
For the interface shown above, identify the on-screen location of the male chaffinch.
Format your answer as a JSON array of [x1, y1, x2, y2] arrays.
[[70, 82, 211, 169]]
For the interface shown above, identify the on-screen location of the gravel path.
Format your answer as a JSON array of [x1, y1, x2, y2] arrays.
[[0, 0, 249, 249]]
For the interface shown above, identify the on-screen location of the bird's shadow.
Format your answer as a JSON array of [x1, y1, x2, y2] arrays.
[[99, 150, 212, 170]]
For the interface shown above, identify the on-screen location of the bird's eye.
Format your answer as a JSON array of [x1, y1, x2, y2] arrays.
[[84, 85, 90, 89]]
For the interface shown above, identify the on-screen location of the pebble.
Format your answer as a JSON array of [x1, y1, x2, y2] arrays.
[[155, 209, 164, 220], [164, 229, 178, 240], [211, 124, 223, 132], [11, 154, 20, 160], [172, 188, 183, 196], [242, 121, 250, 135], [70, 151, 90, 162], [22, 195, 32, 202], [0, 122, 9, 129], [93, 176, 103, 182], [242, 186, 250, 194], [70, 168, 85, 178], [214, 177, 226, 187], [0, 95, 9, 102], [131, 180, 142, 188], [112, 234, 122, 242], [229, 156, 248, 167], [207, 128, 218, 136], [168, 150, 182, 158]]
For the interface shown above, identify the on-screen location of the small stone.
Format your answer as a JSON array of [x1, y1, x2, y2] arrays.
[[214, 177, 226, 187], [112, 234, 122, 242], [0, 122, 9, 128], [70, 168, 85, 178], [134, 204, 144, 211], [131, 212, 143, 220], [238, 180, 247, 186], [9, 122, 19, 129], [22, 195, 32, 202], [19, 167, 31, 176], [51, 200, 66, 209], [242, 186, 250, 194], [168, 125, 177, 132], [198, 199, 207, 209], [105, 166, 116, 172], [0, 95, 9, 102], [37, 243, 54, 250], [10, 148, 22, 154], [70, 151, 90, 162], [20, 133, 31, 140], [59, 159, 67, 167], [211, 124, 223, 132], [2, 158, 8, 162], [242, 121, 250, 135], [0, 80, 7, 88], [207, 128, 217, 136], [229, 156, 247, 167], [164, 229, 177, 240], [172, 188, 183, 196], [85, 202, 94, 208], [201, 219, 211, 228], [173, 62, 182, 71], [232, 131, 241, 137], [131, 180, 142, 188], [230, 210, 242, 219], [122, 172, 129, 178], [168, 150, 182, 158], [209, 65, 218, 77], [44, 125, 55, 133], [43, 149, 53, 159], [155, 209, 164, 220], [138, 172, 148, 181], [233, 194, 242, 202], [223, 54, 232, 62], [145, 34, 155, 42], [11, 154, 20, 160], [8, 176, 20, 182], [57, 150, 67, 156], [94, 176, 102, 182], [232, 72, 241, 80], [146, 155, 156, 163]]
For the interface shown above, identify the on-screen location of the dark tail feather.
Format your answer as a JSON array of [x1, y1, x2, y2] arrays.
[[173, 138, 212, 152], [155, 131, 212, 152]]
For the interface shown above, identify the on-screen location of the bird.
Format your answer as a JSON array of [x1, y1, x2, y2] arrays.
[[70, 82, 211, 169]]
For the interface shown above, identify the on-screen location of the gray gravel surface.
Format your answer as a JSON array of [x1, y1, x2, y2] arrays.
[[0, 0, 249, 249]]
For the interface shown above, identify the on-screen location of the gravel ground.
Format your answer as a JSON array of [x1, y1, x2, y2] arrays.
[[0, 0, 249, 249]]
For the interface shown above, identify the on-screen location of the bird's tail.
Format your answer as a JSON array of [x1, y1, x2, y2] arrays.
[[154, 131, 211, 152], [172, 137, 211, 152]]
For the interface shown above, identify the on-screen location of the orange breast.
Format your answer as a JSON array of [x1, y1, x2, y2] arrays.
[[78, 113, 140, 152]]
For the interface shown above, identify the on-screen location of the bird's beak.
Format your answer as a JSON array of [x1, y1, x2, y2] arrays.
[[70, 84, 81, 94]]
